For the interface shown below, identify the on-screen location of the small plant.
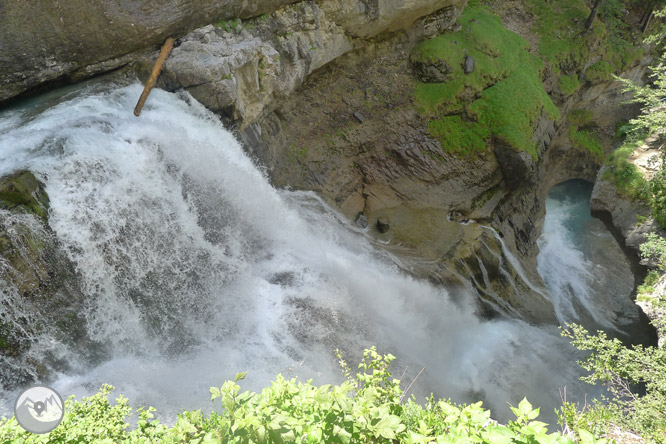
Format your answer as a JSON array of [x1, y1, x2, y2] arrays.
[[215, 17, 241, 33]]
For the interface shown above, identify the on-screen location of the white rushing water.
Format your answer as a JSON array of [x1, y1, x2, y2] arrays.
[[537, 180, 640, 331], [0, 83, 610, 423]]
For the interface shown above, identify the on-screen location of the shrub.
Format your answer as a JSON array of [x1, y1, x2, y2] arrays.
[[0, 348, 580, 443]]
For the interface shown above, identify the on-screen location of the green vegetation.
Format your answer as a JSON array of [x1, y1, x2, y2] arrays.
[[602, 138, 648, 198], [524, 0, 642, 77], [560, 226, 666, 444], [559, 74, 581, 95], [569, 127, 603, 159], [638, 270, 661, 297], [585, 61, 614, 83], [412, 7, 558, 156], [0, 348, 589, 444], [560, 324, 666, 444], [566, 109, 594, 127], [215, 18, 242, 33]]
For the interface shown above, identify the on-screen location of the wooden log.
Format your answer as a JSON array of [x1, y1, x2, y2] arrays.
[[133, 37, 175, 117]]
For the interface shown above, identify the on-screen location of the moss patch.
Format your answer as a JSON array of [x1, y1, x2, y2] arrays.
[[585, 60, 614, 83], [567, 109, 594, 127], [602, 139, 648, 198], [0, 171, 49, 222], [412, 7, 559, 157], [559, 73, 581, 95], [569, 127, 603, 159], [524, 0, 642, 77]]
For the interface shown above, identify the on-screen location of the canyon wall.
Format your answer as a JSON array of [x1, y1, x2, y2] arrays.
[[0, 0, 653, 323], [0, 0, 464, 103]]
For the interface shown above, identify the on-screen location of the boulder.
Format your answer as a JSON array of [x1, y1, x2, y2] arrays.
[[463, 55, 475, 74]]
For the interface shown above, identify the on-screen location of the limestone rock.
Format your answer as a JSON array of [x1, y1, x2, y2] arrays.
[[493, 138, 537, 190], [0, 0, 466, 104], [463, 55, 475, 74], [0, 0, 302, 103], [159, 3, 354, 125], [590, 167, 657, 251]]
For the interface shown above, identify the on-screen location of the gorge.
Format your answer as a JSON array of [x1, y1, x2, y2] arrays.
[[0, 0, 663, 438]]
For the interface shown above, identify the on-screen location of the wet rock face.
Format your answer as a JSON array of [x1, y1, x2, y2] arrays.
[[0, 171, 50, 222], [0, 171, 95, 391]]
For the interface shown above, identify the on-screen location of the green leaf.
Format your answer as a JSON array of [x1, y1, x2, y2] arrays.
[[518, 397, 533, 417], [578, 429, 595, 444], [374, 414, 404, 439], [235, 371, 248, 382], [484, 426, 515, 444]]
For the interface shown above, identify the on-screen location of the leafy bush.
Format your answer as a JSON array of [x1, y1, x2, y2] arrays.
[[561, 325, 666, 443], [0, 348, 582, 444]]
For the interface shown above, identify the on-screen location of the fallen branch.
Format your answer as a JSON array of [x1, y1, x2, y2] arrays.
[[134, 37, 175, 117], [400, 367, 426, 403]]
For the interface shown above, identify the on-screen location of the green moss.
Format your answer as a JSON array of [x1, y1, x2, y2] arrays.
[[602, 139, 649, 199], [428, 115, 488, 155], [638, 270, 661, 299], [585, 60, 614, 83], [559, 73, 581, 95], [413, 8, 525, 115], [0, 171, 49, 222], [524, 0, 591, 73], [569, 126, 603, 159], [567, 109, 593, 127], [413, 7, 558, 157], [524, 0, 639, 77]]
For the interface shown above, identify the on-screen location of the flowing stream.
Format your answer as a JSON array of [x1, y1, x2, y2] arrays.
[[538, 180, 643, 333], [0, 83, 649, 424]]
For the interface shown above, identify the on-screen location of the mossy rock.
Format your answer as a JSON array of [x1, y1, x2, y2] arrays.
[[0, 170, 51, 295], [0, 170, 49, 222], [412, 7, 559, 157]]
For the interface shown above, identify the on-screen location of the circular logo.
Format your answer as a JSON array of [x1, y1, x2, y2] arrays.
[[14, 385, 65, 434]]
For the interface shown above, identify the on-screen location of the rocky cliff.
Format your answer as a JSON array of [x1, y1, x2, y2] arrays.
[[0, 0, 464, 104], [142, 0, 651, 322], [0, 0, 654, 325]]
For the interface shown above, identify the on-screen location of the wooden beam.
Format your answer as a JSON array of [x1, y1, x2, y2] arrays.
[[134, 37, 175, 117]]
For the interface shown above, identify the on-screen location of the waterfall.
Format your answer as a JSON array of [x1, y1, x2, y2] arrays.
[[537, 180, 641, 332], [0, 83, 606, 423]]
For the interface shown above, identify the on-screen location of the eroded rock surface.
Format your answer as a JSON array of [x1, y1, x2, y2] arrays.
[[0, 171, 95, 391]]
